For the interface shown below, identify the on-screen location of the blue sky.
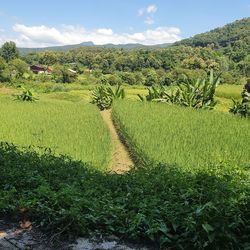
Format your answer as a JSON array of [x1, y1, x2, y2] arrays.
[[0, 0, 249, 47]]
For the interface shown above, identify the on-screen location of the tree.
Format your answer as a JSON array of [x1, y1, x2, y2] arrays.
[[0, 57, 11, 82], [9, 59, 28, 78], [39, 51, 58, 65], [142, 68, 158, 86], [52, 65, 77, 83], [118, 72, 136, 85], [0, 41, 19, 62]]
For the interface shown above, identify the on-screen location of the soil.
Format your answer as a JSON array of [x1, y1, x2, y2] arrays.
[[0, 220, 150, 250], [100, 109, 134, 173]]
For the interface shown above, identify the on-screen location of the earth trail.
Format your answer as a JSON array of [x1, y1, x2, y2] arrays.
[[100, 109, 134, 173]]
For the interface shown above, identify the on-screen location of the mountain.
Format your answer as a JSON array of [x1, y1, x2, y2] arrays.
[[174, 17, 250, 48], [18, 42, 172, 55], [19, 42, 95, 54]]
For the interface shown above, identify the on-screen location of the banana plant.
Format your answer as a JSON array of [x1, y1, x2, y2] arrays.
[[138, 70, 220, 110], [91, 84, 125, 110], [229, 85, 250, 118], [16, 87, 38, 102], [138, 85, 166, 102]]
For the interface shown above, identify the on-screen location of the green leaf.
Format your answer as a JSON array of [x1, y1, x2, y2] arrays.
[[202, 223, 214, 233]]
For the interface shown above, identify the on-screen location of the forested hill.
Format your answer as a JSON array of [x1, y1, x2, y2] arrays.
[[19, 42, 171, 55], [174, 17, 250, 48]]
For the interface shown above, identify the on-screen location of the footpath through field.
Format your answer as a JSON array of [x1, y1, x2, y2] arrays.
[[100, 109, 134, 173]]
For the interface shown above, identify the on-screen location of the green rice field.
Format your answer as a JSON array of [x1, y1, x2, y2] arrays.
[[113, 100, 250, 169], [0, 95, 111, 169]]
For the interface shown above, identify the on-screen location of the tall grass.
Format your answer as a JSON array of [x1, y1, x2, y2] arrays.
[[0, 96, 111, 170], [113, 100, 250, 169]]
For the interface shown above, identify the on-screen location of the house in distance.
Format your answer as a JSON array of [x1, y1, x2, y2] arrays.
[[30, 65, 53, 74]]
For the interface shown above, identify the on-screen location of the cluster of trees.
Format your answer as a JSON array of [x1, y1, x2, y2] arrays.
[[175, 17, 250, 78], [20, 44, 247, 86], [0, 42, 29, 82], [0, 18, 249, 86], [0, 42, 77, 84]]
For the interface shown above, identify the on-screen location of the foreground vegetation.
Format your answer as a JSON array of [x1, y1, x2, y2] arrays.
[[0, 96, 111, 169], [0, 143, 249, 249], [113, 101, 250, 169]]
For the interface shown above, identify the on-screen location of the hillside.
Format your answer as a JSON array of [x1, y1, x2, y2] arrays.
[[18, 42, 172, 55], [174, 17, 250, 48]]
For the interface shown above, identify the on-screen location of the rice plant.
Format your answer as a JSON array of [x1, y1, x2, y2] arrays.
[[113, 100, 250, 169], [0, 96, 112, 170]]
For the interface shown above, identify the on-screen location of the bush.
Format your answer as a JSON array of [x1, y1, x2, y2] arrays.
[[0, 142, 249, 249], [99, 74, 121, 86]]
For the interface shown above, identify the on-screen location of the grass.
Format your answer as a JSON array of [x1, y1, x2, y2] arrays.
[[0, 95, 111, 170], [113, 100, 250, 170]]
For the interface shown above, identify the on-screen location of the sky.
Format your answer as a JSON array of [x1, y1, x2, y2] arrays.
[[0, 0, 249, 47]]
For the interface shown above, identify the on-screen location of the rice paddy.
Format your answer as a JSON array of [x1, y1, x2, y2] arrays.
[[0, 95, 112, 169], [113, 100, 250, 170]]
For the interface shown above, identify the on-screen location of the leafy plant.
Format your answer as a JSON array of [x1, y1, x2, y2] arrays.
[[229, 84, 250, 117], [16, 87, 38, 102], [172, 70, 220, 109], [91, 84, 125, 110], [229, 99, 250, 117], [138, 85, 166, 102], [139, 70, 220, 110]]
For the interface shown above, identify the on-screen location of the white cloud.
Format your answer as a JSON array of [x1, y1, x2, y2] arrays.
[[147, 5, 157, 14], [0, 23, 181, 47], [138, 4, 158, 25], [13, 24, 64, 44], [97, 28, 113, 35]]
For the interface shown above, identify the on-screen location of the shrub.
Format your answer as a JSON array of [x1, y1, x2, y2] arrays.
[[0, 142, 249, 249], [99, 74, 121, 86]]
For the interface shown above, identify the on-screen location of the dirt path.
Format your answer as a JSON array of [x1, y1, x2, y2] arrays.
[[100, 110, 134, 173]]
